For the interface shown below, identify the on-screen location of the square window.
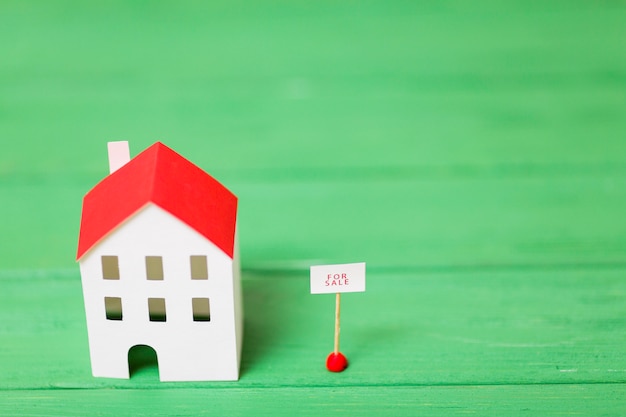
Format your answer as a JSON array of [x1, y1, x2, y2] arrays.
[[101, 256, 120, 280], [104, 297, 122, 320], [190, 255, 208, 280], [145, 256, 164, 280], [192, 298, 210, 321], [148, 298, 166, 322]]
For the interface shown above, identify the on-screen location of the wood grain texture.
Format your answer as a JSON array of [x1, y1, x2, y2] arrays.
[[1, 268, 626, 390], [2, 385, 626, 417], [0, 0, 625, 415]]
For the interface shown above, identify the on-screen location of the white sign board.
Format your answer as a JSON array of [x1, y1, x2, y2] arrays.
[[310, 262, 366, 294]]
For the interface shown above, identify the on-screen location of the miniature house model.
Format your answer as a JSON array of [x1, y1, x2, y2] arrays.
[[76, 141, 242, 381]]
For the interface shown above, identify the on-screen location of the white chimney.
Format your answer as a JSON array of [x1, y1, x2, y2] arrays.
[[107, 141, 130, 174]]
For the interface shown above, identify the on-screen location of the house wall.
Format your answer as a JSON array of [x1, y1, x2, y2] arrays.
[[232, 226, 243, 367], [78, 204, 241, 381]]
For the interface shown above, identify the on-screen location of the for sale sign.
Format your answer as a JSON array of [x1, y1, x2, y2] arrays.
[[310, 262, 366, 294]]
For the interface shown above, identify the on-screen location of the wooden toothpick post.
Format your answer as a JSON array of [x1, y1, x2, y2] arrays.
[[334, 292, 341, 354]]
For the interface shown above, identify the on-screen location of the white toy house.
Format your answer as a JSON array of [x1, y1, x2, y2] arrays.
[[76, 141, 242, 381]]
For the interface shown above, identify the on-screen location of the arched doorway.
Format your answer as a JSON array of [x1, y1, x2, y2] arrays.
[[128, 345, 159, 379]]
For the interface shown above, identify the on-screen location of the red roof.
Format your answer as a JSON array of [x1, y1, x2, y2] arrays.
[[77, 142, 238, 260]]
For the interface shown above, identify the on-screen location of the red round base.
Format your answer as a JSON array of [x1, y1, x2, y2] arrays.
[[326, 352, 348, 372]]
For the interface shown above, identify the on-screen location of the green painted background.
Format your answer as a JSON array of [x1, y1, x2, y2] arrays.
[[1, 1, 625, 415]]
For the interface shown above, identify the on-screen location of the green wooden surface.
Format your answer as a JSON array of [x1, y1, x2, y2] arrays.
[[1, 1, 626, 415]]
